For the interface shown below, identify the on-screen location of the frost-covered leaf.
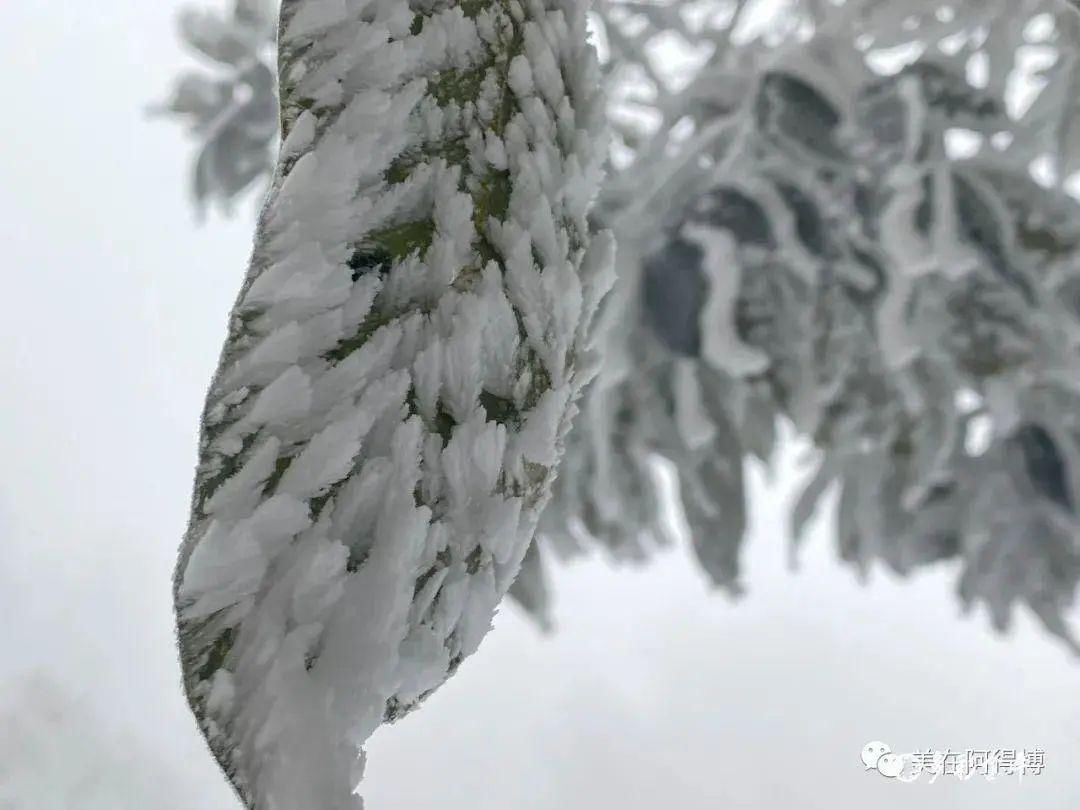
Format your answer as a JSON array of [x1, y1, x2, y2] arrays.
[[174, 0, 612, 806]]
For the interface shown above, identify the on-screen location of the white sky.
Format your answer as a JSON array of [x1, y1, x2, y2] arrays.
[[0, 3, 1078, 809]]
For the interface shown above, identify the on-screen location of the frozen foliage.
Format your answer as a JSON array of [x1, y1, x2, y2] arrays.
[[160, 0, 1080, 661], [547, 0, 1080, 652], [173, 0, 612, 806], [153, 0, 280, 215]]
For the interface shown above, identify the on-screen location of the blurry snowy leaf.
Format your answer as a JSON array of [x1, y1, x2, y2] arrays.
[[772, 178, 830, 257], [754, 70, 846, 162], [957, 444, 1080, 653], [233, 0, 278, 30], [696, 185, 777, 247], [789, 455, 834, 549], [682, 365, 748, 592], [507, 541, 554, 631], [952, 168, 1036, 303], [1014, 422, 1074, 513], [178, 7, 261, 65], [152, 3, 279, 216], [641, 234, 708, 356], [152, 73, 234, 121]]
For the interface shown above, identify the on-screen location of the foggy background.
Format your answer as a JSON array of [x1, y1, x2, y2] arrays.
[[0, 3, 1077, 808]]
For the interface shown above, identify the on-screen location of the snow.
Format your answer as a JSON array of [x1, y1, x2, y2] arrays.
[[174, 0, 612, 806], [525, 0, 1080, 671], [684, 223, 770, 378], [203, 436, 282, 519]]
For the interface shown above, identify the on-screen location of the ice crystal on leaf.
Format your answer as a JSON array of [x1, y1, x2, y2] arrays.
[[174, 0, 611, 806]]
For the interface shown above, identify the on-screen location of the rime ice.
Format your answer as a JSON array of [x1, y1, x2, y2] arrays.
[[173, 1, 612, 807]]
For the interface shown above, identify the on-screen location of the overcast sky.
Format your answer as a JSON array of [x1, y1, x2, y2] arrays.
[[0, 3, 1078, 809]]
